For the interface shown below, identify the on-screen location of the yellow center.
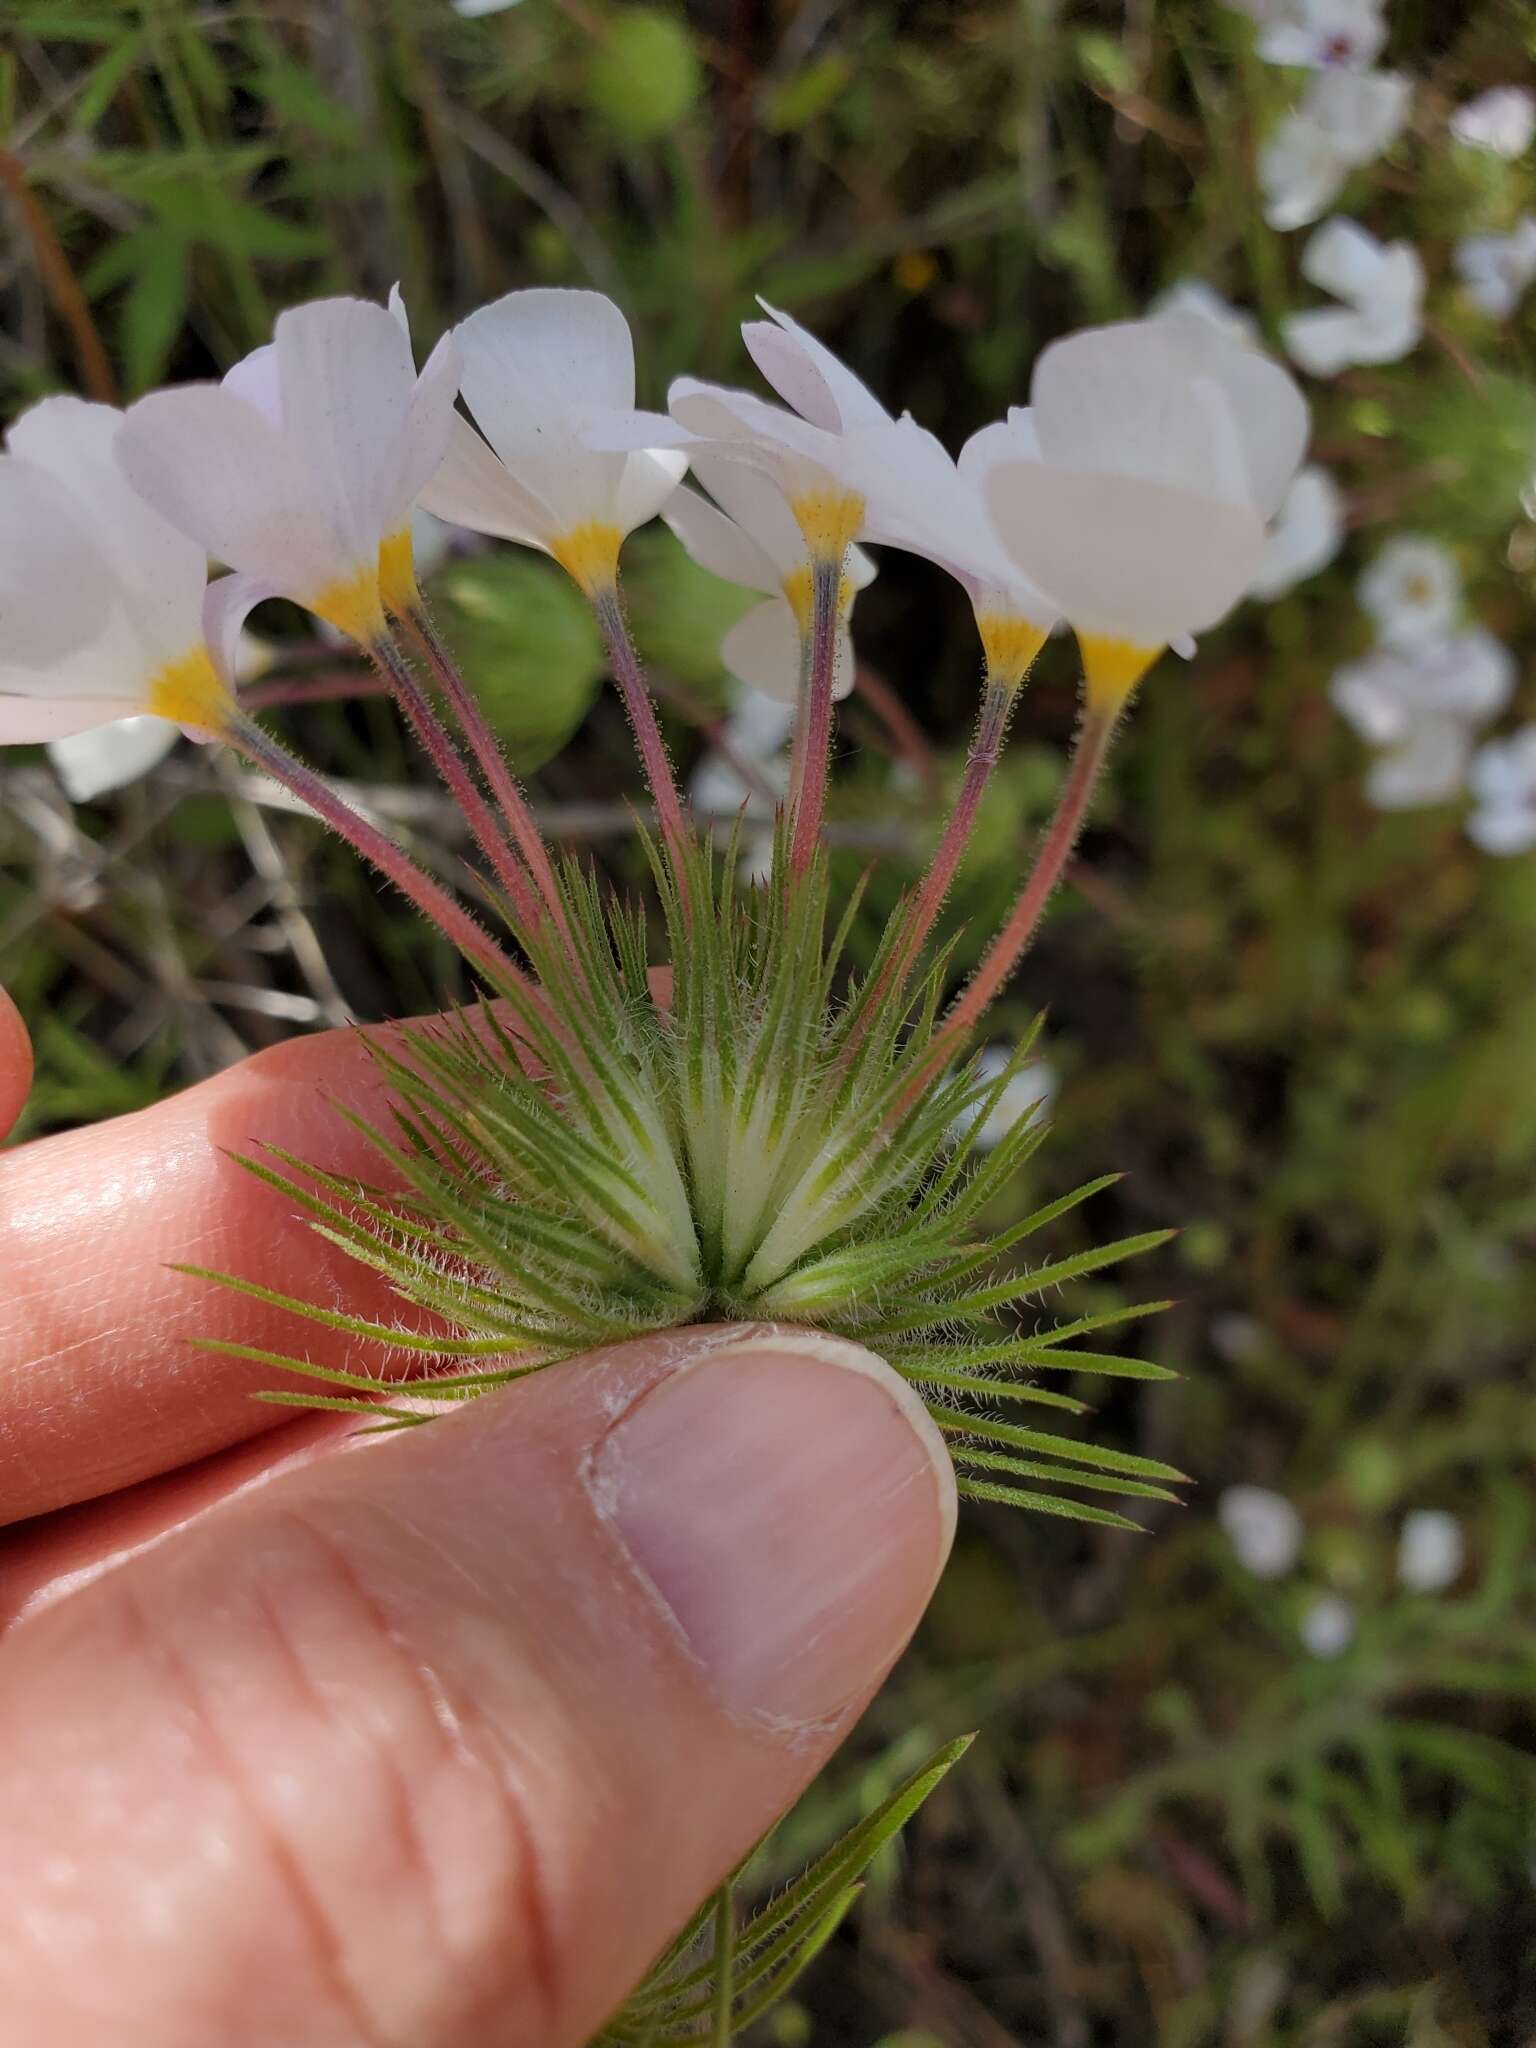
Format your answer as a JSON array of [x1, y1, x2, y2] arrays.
[[781, 564, 855, 632], [550, 522, 623, 599], [145, 644, 234, 733], [976, 612, 1049, 689], [1078, 633, 1162, 713], [789, 488, 865, 565], [310, 560, 387, 643], [378, 527, 419, 617]]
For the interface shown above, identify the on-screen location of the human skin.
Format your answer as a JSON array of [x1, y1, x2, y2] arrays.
[[0, 984, 955, 2047]]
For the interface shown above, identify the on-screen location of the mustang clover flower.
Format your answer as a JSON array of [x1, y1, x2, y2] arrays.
[[1, 287, 1312, 1540]]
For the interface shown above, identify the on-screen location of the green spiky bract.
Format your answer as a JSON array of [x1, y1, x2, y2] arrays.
[[187, 816, 1183, 1530], [592, 1734, 974, 2045]]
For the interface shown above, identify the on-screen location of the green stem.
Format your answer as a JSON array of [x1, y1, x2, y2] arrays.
[[710, 1884, 735, 2047]]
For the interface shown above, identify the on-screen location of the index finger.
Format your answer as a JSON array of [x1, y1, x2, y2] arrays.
[[0, 987, 32, 1142], [0, 1019, 427, 1526]]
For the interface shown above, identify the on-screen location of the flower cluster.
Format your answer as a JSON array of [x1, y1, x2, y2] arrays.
[[2, 284, 1313, 1521], [1328, 535, 1521, 827]]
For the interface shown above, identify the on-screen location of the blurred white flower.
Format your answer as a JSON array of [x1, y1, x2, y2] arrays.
[[1330, 631, 1512, 741], [1219, 1485, 1304, 1579], [1256, 0, 1386, 70], [1247, 466, 1345, 597], [1362, 717, 1475, 809], [452, 0, 522, 12], [1358, 535, 1460, 648], [1210, 1313, 1266, 1364], [664, 462, 876, 703], [1449, 85, 1536, 157], [689, 686, 794, 819], [46, 715, 179, 802], [1397, 1509, 1465, 1593], [1151, 280, 1260, 346], [955, 1044, 1058, 1151], [1283, 218, 1424, 374], [1331, 628, 1512, 811], [1454, 217, 1536, 321], [1466, 726, 1536, 855], [1300, 1593, 1356, 1657], [1260, 71, 1411, 231]]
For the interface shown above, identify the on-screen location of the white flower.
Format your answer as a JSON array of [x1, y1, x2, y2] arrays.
[[1299, 1593, 1356, 1657], [0, 396, 234, 745], [1454, 218, 1536, 321], [627, 303, 1058, 679], [1151, 280, 1260, 346], [1330, 631, 1512, 742], [1247, 465, 1345, 597], [119, 293, 460, 644], [1467, 726, 1536, 855], [1397, 1509, 1465, 1593], [1330, 628, 1512, 811], [1256, 0, 1386, 70], [982, 313, 1308, 698], [416, 288, 688, 599], [1283, 218, 1424, 374], [663, 458, 875, 703], [955, 1044, 1058, 1151], [1450, 86, 1536, 158], [1219, 1485, 1304, 1579], [1358, 535, 1460, 648], [1362, 718, 1475, 809], [1261, 71, 1412, 231]]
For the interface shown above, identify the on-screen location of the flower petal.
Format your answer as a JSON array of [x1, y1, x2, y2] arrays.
[[743, 301, 892, 433], [118, 385, 340, 597], [47, 714, 179, 800], [1152, 312, 1309, 517], [719, 597, 804, 702], [415, 416, 559, 550], [274, 297, 418, 563], [1029, 322, 1253, 506], [390, 328, 464, 528], [0, 693, 145, 742], [986, 461, 1265, 644], [0, 453, 116, 669], [609, 447, 688, 537], [663, 483, 779, 592], [8, 396, 207, 654]]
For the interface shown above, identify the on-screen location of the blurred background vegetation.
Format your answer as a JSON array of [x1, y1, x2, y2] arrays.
[[4, 0, 1536, 2039]]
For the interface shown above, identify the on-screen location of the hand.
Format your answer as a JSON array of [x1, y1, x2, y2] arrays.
[[0, 985, 955, 2047]]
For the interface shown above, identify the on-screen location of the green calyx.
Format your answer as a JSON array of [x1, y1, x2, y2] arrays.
[[190, 818, 1182, 1526]]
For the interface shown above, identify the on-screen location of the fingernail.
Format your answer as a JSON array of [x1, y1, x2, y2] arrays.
[[591, 1331, 957, 1731]]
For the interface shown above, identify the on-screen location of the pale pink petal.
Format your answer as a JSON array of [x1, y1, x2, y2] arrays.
[[664, 483, 778, 592], [0, 454, 116, 668], [274, 297, 417, 563], [0, 694, 143, 743], [7, 397, 206, 646], [222, 342, 282, 423], [416, 415, 559, 549], [118, 386, 340, 595], [744, 301, 891, 433], [391, 328, 463, 526]]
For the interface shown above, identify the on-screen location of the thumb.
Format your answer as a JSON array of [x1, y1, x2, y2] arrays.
[[0, 1324, 955, 2048], [0, 985, 32, 1142]]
